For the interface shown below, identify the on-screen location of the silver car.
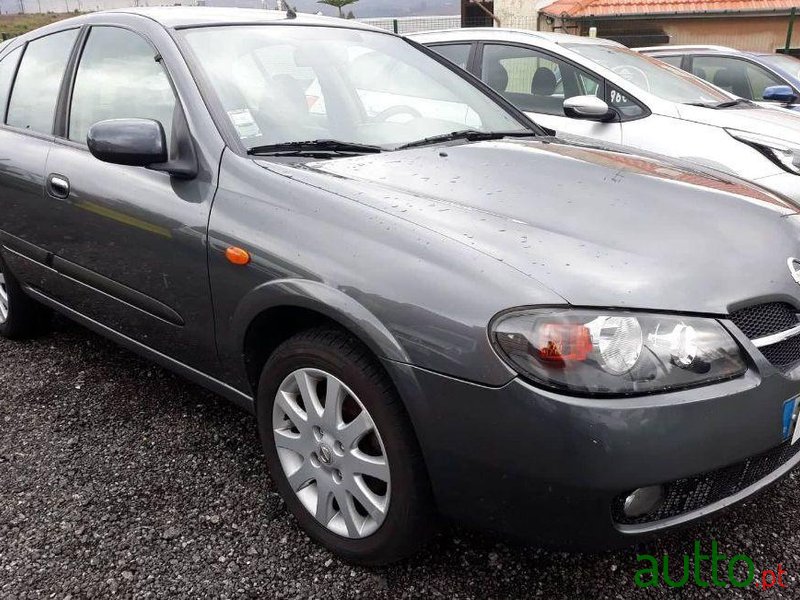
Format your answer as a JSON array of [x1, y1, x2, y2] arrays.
[[412, 29, 800, 203], [637, 44, 800, 112]]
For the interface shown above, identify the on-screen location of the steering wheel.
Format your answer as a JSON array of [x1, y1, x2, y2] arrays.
[[372, 105, 423, 123]]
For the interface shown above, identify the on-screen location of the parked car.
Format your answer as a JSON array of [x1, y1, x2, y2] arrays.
[[4, 8, 800, 565], [413, 29, 800, 203], [637, 45, 800, 111]]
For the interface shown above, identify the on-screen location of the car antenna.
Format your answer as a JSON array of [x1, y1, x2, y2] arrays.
[[286, 5, 297, 18]]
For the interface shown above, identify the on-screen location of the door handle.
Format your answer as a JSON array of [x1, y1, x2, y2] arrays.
[[47, 174, 70, 199]]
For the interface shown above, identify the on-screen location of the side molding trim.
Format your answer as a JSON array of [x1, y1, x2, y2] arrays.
[[24, 285, 254, 413]]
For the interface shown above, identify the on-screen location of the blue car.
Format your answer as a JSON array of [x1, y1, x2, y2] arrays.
[[638, 45, 800, 111]]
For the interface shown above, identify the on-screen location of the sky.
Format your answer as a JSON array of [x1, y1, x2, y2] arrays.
[[0, 0, 461, 18]]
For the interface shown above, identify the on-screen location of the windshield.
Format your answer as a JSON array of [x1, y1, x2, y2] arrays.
[[181, 26, 531, 151], [564, 43, 733, 105], [760, 54, 800, 81]]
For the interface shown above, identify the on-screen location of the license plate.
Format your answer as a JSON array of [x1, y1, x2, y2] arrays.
[[783, 397, 800, 444]]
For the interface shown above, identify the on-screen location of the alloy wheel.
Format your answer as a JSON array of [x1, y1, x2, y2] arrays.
[[0, 267, 8, 324], [272, 368, 391, 538]]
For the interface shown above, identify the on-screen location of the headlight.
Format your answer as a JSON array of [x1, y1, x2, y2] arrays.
[[491, 309, 746, 396], [726, 129, 800, 175]]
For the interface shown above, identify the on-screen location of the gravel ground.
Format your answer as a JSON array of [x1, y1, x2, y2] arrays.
[[2, 318, 800, 599]]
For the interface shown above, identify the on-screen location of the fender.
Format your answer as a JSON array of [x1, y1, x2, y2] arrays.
[[220, 278, 411, 392]]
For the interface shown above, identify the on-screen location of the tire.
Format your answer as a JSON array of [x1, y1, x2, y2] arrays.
[[256, 326, 436, 565], [0, 255, 49, 339]]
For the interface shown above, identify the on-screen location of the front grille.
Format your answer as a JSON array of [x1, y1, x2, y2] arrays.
[[613, 440, 800, 525], [761, 336, 800, 369], [729, 302, 800, 372], [729, 302, 798, 339]]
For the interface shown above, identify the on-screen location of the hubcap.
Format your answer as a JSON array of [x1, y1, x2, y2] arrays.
[[0, 268, 8, 325], [272, 368, 391, 538]]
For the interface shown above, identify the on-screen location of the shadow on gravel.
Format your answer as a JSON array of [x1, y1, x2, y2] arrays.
[[1, 317, 797, 599]]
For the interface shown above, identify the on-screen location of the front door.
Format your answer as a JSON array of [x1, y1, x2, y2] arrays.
[[42, 25, 219, 375]]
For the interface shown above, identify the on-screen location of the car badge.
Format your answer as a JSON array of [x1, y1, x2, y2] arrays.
[[318, 445, 333, 465], [788, 258, 800, 285]]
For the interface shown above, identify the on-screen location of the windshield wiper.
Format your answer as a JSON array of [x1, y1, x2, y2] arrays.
[[714, 98, 754, 109], [396, 129, 538, 150], [683, 98, 753, 109], [247, 139, 384, 156]]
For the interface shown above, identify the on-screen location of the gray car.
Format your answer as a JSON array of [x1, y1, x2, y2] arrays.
[[2, 8, 800, 565]]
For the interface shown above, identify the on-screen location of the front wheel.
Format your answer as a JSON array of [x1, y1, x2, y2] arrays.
[[256, 326, 435, 565]]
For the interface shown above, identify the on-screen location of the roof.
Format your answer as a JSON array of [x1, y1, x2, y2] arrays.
[[541, 0, 800, 19], [636, 44, 737, 53], [104, 7, 380, 30], [410, 28, 621, 46]]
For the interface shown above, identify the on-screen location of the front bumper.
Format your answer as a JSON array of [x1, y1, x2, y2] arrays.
[[385, 356, 800, 549]]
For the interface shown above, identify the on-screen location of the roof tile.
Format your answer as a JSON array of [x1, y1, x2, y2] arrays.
[[542, 0, 800, 18]]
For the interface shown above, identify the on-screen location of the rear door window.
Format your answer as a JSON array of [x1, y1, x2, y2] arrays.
[[656, 55, 683, 68], [0, 46, 22, 122], [7, 29, 78, 134], [430, 43, 472, 69]]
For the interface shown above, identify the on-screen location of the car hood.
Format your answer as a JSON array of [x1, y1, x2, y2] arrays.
[[677, 102, 800, 141], [260, 138, 800, 314]]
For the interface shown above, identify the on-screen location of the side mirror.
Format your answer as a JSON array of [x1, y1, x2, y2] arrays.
[[763, 85, 798, 104], [563, 95, 615, 122], [87, 118, 168, 167]]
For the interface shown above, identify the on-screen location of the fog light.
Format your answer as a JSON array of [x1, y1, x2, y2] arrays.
[[623, 485, 664, 518]]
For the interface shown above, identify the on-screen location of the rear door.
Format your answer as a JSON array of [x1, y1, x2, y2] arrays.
[[0, 29, 80, 277], [476, 42, 622, 142], [40, 24, 220, 374]]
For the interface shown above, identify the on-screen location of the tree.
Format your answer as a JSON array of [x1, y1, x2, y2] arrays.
[[317, 0, 359, 18]]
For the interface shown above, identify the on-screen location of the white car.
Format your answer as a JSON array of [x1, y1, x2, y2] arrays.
[[411, 29, 800, 202]]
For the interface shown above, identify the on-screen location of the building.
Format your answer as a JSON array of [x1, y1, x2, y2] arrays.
[[493, 0, 556, 27], [462, 0, 556, 28], [538, 0, 800, 52]]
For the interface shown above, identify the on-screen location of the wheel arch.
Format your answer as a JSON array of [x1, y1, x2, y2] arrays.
[[231, 279, 411, 397]]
